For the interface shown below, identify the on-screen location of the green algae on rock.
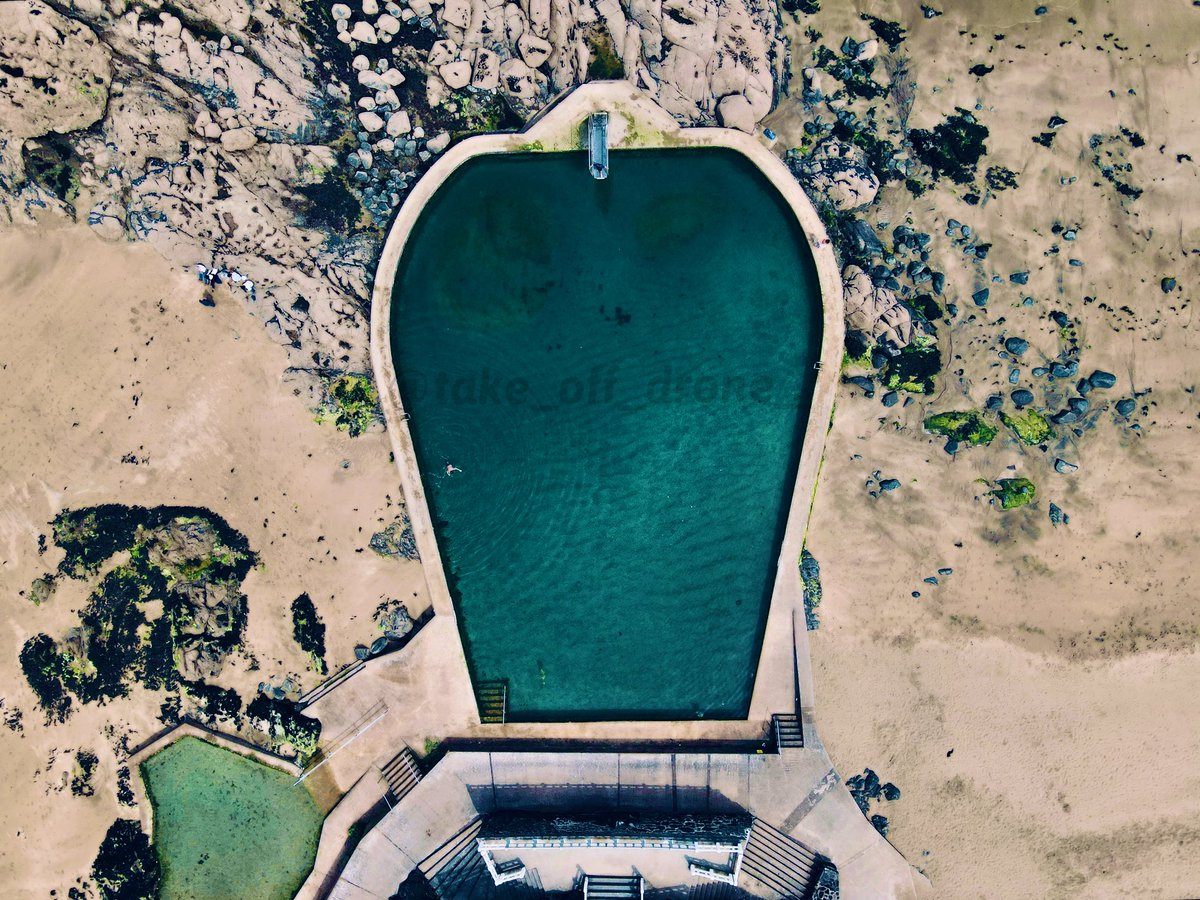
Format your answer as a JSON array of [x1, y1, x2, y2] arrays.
[[20, 505, 256, 722], [317, 372, 383, 437], [290, 592, 328, 675], [884, 343, 940, 393], [91, 818, 160, 900], [910, 108, 990, 185], [923, 410, 997, 446], [1000, 409, 1053, 445], [990, 477, 1037, 510]]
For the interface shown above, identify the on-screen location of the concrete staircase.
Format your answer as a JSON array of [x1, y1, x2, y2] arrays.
[[418, 818, 544, 899], [477, 680, 508, 724], [738, 819, 820, 899], [380, 747, 422, 803], [584, 874, 643, 899]]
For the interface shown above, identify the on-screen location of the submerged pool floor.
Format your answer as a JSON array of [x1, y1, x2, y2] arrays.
[[392, 149, 821, 719]]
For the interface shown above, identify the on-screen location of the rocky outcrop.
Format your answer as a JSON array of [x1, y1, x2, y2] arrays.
[[0, 2, 111, 141], [0, 0, 785, 414], [842, 264, 914, 348]]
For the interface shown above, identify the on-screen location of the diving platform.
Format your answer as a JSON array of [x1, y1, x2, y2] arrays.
[[588, 112, 609, 179]]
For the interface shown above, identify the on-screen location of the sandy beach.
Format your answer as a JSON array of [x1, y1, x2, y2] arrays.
[[781, 1, 1200, 896], [0, 226, 427, 897]]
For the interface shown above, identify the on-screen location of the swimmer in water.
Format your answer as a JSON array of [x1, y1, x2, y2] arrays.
[[445, 463, 462, 476]]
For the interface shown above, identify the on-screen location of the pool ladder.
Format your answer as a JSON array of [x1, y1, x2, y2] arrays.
[[477, 680, 508, 724], [772, 713, 804, 751]]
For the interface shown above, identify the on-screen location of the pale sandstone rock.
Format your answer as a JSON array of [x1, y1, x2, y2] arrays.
[[842, 265, 914, 348], [376, 13, 401, 35], [526, 0, 551, 37], [504, 3, 527, 42], [793, 139, 880, 211], [0, 0, 112, 140], [517, 32, 553, 67], [426, 132, 451, 154], [429, 38, 460, 67], [349, 20, 378, 42], [440, 59, 472, 88], [442, 0, 472, 29], [470, 49, 500, 90], [358, 110, 385, 131], [220, 127, 258, 151], [386, 110, 412, 136], [716, 93, 754, 132], [358, 69, 386, 89]]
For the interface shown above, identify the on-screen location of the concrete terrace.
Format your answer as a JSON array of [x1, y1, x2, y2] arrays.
[[293, 82, 927, 899]]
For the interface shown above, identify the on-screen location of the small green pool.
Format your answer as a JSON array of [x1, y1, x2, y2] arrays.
[[391, 148, 822, 720], [141, 737, 323, 900]]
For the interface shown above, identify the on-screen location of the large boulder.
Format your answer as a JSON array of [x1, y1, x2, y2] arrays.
[[842, 265, 915, 348], [791, 139, 880, 211], [517, 32, 553, 67], [220, 127, 258, 152], [440, 59, 473, 89], [717, 94, 755, 133], [471, 48, 500, 90], [442, 0, 472, 29]]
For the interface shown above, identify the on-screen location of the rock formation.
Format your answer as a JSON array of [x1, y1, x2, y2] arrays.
[[842, 264, 915, 348], [0, 0, 785, 414], [790, 139, 880, 211]]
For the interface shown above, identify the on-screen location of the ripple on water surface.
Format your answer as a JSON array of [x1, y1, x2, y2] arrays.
[[392, 148, 822, 719]]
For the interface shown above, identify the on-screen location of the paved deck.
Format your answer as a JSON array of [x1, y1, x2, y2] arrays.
[[321, 747, 927, 899]]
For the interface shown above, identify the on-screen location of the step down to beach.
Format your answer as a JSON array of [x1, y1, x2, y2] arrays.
[[739, 819, 820, 900], [584, 874, 642, 899], [477, 680, 508, 724], [772, 713, 804, 751], [379, 747, 422, 802], [417, 818, 546, 898]]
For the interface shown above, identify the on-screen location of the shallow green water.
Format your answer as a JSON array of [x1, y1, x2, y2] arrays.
[[391, 149, 822, 719], [141, 737, 323, 900]]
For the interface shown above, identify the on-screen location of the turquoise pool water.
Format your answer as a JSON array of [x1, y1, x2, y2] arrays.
[[141, 737, 323, 900], [391, 148, 822, 719]]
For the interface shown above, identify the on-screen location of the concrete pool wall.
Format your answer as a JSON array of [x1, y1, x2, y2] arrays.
[[370, 81, 844, 737]]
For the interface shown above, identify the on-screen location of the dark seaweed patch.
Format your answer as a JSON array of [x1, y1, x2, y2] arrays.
[[910, 108, 989, 185]]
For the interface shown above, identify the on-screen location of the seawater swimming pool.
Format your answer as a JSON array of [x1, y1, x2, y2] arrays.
[[390, 148, 822, 720], [141, 736, 322, 900]]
